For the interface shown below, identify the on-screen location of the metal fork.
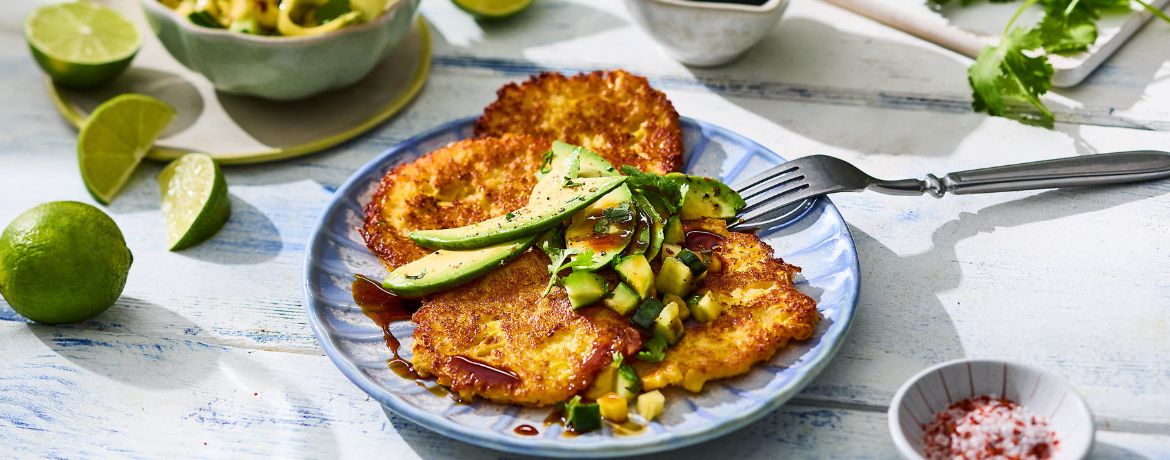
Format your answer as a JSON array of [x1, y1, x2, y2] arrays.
[[729, 150, 1170, 231]]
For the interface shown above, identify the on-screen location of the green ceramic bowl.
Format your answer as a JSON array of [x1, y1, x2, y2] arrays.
[[139, 0, 420, 100]]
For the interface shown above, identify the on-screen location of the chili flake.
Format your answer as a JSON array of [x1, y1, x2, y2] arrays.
[[922, 395, 1058, 460]]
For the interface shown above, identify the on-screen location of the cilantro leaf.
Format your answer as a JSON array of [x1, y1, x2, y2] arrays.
[[635, 333, 668, 363], [969, 26, 1055, 128], [1035, 6, 1098, 54], [539, 229, 595, 297], [954, 0, 1169, 128], [620, 166, 689, 211]]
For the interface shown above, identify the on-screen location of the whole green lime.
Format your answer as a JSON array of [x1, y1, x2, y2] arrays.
[[0, 202, 133, 324]]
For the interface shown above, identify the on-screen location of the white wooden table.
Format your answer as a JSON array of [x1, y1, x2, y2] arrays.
[[2, 1, 1169, 458]]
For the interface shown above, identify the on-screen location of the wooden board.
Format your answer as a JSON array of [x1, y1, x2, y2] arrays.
[[824, 0, 1170, 87]]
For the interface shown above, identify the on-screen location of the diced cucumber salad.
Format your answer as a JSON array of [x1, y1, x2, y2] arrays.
[[384, 141, 746, 433], [161, 0, 392, 37]]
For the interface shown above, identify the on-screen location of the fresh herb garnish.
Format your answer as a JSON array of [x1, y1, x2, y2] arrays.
[[593, 218, 610, 234], [405, 270, 427, 280], [636, 333, 668, 363], [602, 203, 635, 223], [505, 212, 516, 221], [940, 0, 1169, 127], [539, 150, 554, 175], [620, 166, 688, 211], [541, 244, 595, 296]]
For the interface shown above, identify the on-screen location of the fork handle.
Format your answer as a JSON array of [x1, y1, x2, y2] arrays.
[[900, 151, 1170, 197]]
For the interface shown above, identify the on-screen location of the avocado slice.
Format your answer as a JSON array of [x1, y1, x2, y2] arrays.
[[409, 175, 626, 250], [565, 186, 635, 270], [383, 234, 538, 297], [632, 193, 665, 261], [623, 200, 652, 257], [664, 173, 747, 220], [536, 140, 617, 181]]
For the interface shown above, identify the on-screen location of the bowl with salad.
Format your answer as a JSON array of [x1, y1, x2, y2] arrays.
[[141, 0, 420, 100]]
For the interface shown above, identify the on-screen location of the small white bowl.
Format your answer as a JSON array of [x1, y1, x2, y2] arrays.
[[889, 359, 1094, 460], [624, 0, 789, 67]]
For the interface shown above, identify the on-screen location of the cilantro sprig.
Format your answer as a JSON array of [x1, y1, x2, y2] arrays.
[[537, 230, 595, 296], [940, 0, 1169, 127]]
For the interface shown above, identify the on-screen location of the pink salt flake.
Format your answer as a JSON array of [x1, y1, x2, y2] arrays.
[[922, 395, 1059, 460]]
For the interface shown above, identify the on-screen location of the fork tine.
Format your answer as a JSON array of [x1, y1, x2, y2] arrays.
[[733, 187, 824, 229], [727, 198, 814, 232], [734, 164, 800, 196], [742, 174, 806, 208], [740, 179, 810, 213]]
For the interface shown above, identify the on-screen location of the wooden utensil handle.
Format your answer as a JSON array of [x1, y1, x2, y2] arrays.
[[822, 0, 991, 58]]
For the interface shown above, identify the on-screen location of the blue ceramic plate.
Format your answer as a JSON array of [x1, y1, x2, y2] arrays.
[[304, 116, 861, 457]]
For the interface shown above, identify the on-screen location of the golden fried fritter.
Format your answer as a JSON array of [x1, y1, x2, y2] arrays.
[[475, 70, 684, 175], [360, 134, 646, 407], [411, 251, 643, 406], [361, 135, 551, 268], [635, 219, 819, 393]]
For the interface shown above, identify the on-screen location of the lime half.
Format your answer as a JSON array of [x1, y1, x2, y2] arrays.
[[158, 153, 231, 251], [453, 0, 533, 19], [25, 2, 140, 89], [78, 94, 175, 205]]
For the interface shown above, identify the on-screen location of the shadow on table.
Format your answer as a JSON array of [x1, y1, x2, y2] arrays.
[[1092, 440, 1153, 459], [176, 194, 283, 265], [687, 17, 981, 158], [384, 401, 885, 460], [822, 182, 1170, 392], [27, 297, 219, 389]]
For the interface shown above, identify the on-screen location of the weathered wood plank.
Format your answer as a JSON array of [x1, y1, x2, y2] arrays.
[[1, 324, 1166, 459], [2, 1, 1169, 456], [418, 0, 1170, 130], [0, 323, 903, 459], [3, 69, 1169, 428]]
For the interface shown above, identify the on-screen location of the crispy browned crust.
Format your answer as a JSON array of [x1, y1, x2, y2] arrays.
[[360, 135, 552, 268], [474, 70, 684, 175], [635, 219, 820, 392], [411, 251, 643, 406]]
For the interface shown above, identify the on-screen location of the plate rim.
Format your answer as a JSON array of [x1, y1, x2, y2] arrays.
[[303, 116, 862, 457], [45, 17, 432, 166]]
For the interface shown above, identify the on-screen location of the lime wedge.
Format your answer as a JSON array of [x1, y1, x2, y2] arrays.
[[25, 2, 140, 89], [158, 153, 231, 251], [452, 0, 533, 19], [78, 94, 176, 205]]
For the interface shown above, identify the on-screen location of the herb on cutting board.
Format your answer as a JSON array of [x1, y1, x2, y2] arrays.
[[934, 0, 1170, 128]]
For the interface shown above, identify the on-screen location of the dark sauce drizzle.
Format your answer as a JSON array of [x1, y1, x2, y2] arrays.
[[513, 424, 539, 436], [352, 274, 423, 380], [449, 355, 521, 387], [685, 230, 725, 252]]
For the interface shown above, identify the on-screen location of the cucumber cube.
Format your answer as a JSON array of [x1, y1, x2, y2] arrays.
[[614, 254, 654, 298], [655, 256, 694, 298], [603, 282, 641, 315], [563, 270, 608, 309]]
